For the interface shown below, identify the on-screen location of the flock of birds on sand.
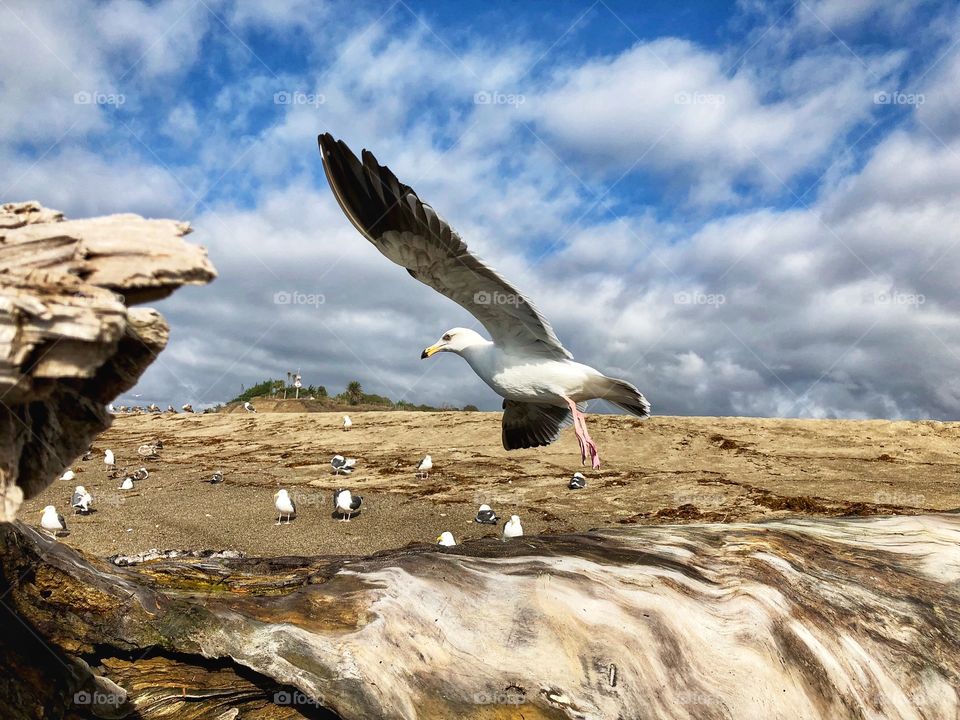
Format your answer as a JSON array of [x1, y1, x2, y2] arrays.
[[39, 411, 592, 547], [41, 133, 652, 549]]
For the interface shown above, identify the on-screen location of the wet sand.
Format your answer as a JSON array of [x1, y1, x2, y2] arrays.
[[22, 410, 960, 558]]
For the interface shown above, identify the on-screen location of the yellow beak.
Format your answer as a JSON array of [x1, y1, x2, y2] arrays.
[[436, 535, 443, 542], [421, 344, 442, 359]]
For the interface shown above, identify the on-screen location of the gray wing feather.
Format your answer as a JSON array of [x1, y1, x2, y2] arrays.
[[318, 133, 572, 360]]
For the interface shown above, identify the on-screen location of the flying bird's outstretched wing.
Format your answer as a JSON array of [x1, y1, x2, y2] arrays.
[[318, 133, 572, 360]]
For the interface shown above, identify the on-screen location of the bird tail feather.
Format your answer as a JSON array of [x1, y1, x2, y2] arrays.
[[598, 376, 651, 418]]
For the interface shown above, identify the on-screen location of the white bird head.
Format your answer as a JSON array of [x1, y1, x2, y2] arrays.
[[275, 489, 290, 499], [74, 485, 86, 494], [478, 503, 491, 512], [421, 328, 487, 358], [437, 531, 456, 546], [42, 505, 57, 516], [510, 514, 521, 524]]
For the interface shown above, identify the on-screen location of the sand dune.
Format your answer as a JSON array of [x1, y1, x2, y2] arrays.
[[23, 411, 960, 557]]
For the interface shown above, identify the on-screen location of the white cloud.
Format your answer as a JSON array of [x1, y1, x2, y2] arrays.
[[526, 37, 903, 205], [4, 0, 959, 422]]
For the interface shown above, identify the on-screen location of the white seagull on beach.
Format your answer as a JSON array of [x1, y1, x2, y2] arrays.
[[244, 401, 257, 413], [475, 504, 498, 524], [331, 455, 357, 475], [71, 486, 93, 514], [119, 476, 134, 490], [274, 489, 296, 525], [502, 515, 523, 540], [40, 505, 67, 537], [60, 469, 75, 482], [334, 488, 362, 522], [319, 134, 650, 469], [104, 449, 115, 468], [568, 472, 586, 490], [416, 455, 432, 479], [437, 531, 456, 547], [210, 471, 224, 484], [343, 415, 352, 430]]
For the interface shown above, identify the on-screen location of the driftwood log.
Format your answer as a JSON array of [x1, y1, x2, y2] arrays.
[[1, 513, 958, 719], [0, 201, 216, 521]]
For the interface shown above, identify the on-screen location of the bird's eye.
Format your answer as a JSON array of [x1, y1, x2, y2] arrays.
[[442, 334, 451, 341]]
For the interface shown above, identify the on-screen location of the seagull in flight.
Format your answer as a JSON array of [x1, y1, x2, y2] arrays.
[[318, 134, 650, 468]]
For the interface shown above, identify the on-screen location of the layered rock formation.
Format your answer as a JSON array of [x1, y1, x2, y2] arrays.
[[0, 201, 216, 521]]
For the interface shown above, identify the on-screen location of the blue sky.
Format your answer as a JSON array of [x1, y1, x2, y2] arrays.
[[3, 0, 960, 418]]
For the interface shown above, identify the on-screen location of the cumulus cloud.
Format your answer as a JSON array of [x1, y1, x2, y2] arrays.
[[2, 0, 959, 421]]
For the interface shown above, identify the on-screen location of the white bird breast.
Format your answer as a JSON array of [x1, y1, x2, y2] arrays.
[[275, 492, 295, 513], [336, 491, 354, 511], [468, 348, 603, 403]]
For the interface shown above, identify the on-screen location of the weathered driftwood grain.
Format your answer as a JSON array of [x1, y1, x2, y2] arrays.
[[1, 514, 958, 719], [0, 201, 216, 521]]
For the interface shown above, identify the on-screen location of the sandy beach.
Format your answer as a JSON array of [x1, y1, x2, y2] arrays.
[[23, 409, 960, 558]]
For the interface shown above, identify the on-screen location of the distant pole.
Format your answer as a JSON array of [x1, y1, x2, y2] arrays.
[[284, 371, 290, 400], [294, 370, 302, 400]]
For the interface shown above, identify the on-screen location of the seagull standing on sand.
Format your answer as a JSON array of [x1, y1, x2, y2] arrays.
[[343, 415, 352, 431], [71, 486, 93, 514], [569, 472, 586, 490], [334, 489, 362, 521], [274, 489, 296, 525], [475, 504, 499, 524], [416, 455, 433, 479], [319, 134, 650, 469], [244, 401, 257, 413], [437, 531, 456, 546], [331, 455, 357, 475], [40, 506, 67, 537], [104, 449, 115, 468], [502, 515, 523, 539]]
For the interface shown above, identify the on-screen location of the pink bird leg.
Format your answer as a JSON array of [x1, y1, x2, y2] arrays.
[[565, 397, 600, 469]]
